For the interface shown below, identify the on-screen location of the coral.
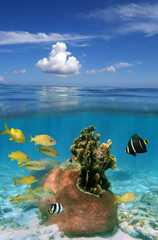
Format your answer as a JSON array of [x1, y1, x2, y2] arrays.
[[39, 166, 118, 236], [70, 125, 116, 196]]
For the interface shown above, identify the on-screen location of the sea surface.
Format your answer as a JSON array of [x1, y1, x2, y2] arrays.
[[0, 84, 158, 240]]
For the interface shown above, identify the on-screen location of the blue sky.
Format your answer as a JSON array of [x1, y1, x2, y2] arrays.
[[0, 0, 158, 87]]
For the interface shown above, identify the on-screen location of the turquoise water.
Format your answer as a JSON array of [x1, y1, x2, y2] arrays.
[[0, 85, 158, 240]]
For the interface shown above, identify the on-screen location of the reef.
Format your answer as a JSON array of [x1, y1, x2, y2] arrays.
[[38, 126, 118, 236], [70, 125, 116, 196]]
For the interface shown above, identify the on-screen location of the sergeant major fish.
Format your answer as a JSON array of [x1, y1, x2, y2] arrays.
[[30, 134, 56, 146], [126, 134, 148, 156], [1, 123, 26, 143], [48, 203, 64, 215]]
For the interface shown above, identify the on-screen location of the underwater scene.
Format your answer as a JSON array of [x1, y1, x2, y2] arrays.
[[0, 85, 158, 240]]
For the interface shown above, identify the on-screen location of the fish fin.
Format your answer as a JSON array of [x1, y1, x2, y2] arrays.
[[1, 123, 10, 135], [37, 145, 41, 152], [13, 177, 18, 185], [26, 187, 33, 194], [30, 134, 34, 142], [18, 161, 22, 165], [35, 142, 38, 145], [9, 196, 15, 202], [18, 163, 24, 167], [144, 139, 148, 144], [113, 194, 120, 204]]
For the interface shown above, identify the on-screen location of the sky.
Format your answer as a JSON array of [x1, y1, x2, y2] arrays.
[[0, 0, 158, 87]]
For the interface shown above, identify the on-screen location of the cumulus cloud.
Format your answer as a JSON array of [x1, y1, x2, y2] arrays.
[[0, 31, 94, 45], [13, 69, 26, 74], [86, 66, 116, 75], [36, 42, 81, 77], [0, 76, 4, 81]]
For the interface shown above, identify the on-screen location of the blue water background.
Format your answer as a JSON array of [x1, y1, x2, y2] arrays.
[[0, 84, 158, 175]]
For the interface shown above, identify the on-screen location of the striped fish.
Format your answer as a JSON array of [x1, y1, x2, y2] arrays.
[[48, 203, 64, 215], [126, 134, 148, 156]]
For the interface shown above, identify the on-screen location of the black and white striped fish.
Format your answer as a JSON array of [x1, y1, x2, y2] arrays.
[[126, 134, 148, 156], [48, 203, 64, 215]]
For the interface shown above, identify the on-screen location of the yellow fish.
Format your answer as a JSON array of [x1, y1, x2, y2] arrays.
[[19, 161, 46, 170], [9, 194, 39, 204], [13, 176, 39, 186], [30, 134, 56, 146], [27, 186, 56, 198], [8, 151, 31, 164], [114, 192, 137, 204], [37, 145, 59, 157], [1, 123, 26, 143]]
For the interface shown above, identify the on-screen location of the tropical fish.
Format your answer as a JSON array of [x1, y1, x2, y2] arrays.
[[19, 161, 46, 170], [37, 145, 59, 157], [48, 203, 64, 215], [13, 176, 39, 186], [1, 123, 26, 143], [114, 192, 137, 204], [30, 134, 56, 146], [126, 134, 148, 156], [9, 194, 39, 204], [8, 151, 31, 164], [27, 186, 56, 198]]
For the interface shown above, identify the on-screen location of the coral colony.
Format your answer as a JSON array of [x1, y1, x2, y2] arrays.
[[70, 125, 116, 196]]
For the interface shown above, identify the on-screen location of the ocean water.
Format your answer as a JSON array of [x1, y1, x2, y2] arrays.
[[0, 84, 158, 240]]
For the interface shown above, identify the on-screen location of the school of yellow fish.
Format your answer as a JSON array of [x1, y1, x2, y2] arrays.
[[2, 123, 137, 206], [1, 123, 58, 204]]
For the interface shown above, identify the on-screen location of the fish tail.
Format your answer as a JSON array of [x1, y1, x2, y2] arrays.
[[13, 177, 18, 185], [1, 123, 10, 135], [37, 145, 41, 152], [144, 138, 148, 144], [113, 194, 120, 204], [30, 134, 34, 142], [18, 163, 24, 167], [26, 187, 33, 194], [9, 195, 15, 202]]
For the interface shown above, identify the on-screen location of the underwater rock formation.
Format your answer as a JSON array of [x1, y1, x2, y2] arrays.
[[38, 126, 118, 235], [70, 125, 116, 196], [39, 165, 118, 235]]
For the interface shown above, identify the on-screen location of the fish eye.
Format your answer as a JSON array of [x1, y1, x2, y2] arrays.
[[50, 139, 53, 142], [27, 157, 29, 159], [49, 191, 52, 194]]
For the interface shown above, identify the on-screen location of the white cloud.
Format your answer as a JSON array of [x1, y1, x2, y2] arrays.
[[85, 3, 158, 37], [0, 31, 94, 45], [13, 69, 26, 74], [115, 62, 134, 68], [36, 42, 81, 77], [0, 76, 4, 81], [86, 65, 116, 75]]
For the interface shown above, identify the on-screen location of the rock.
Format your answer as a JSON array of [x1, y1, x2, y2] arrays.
[[38, 166, 118, 236]]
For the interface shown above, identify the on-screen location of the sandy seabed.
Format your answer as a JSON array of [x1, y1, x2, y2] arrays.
[[0, 164, 158, 240]]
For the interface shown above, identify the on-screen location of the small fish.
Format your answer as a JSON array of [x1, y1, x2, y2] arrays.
[[19, 161, 46, 170], [30, 134, 56, 146], [1, 123, 26, 143], [13, 176, 39, 186], [8, 151, 31, 164], [126, 134, 148, 156], [9, 194, 39, 204], [48, 203, 64, 215], [27, 186, 55, 198], [37, 145, 59, 157], [114, 192, 137, 204]]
